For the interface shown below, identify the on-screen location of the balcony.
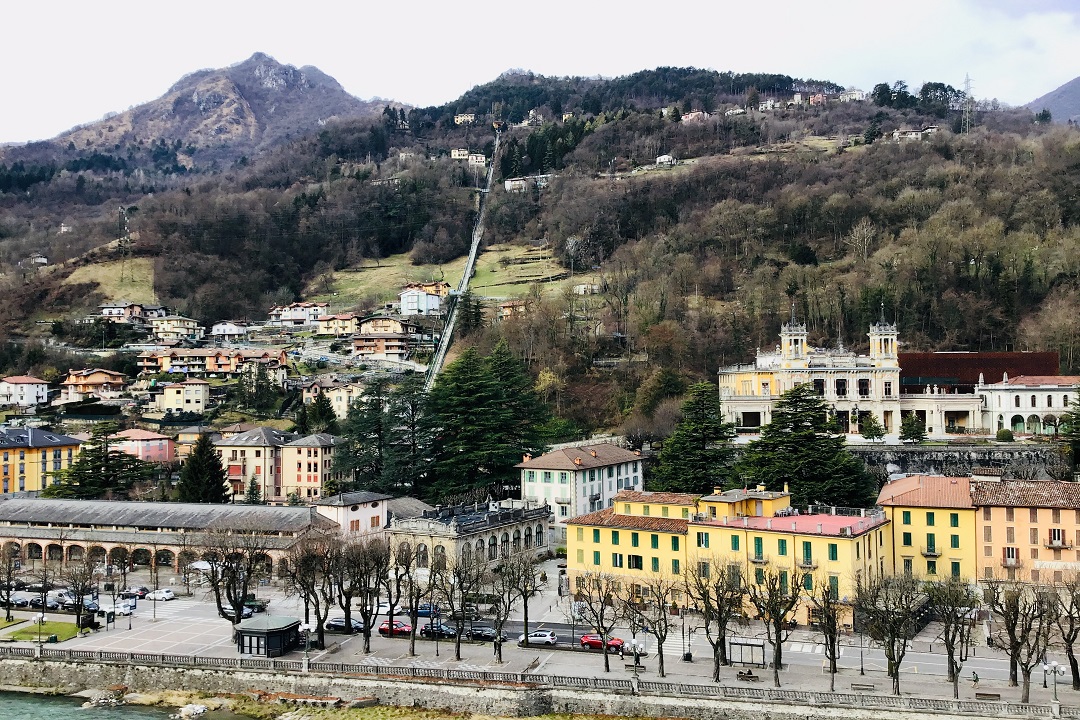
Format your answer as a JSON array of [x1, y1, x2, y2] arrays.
[[1001, 557, 1020, 568], [921, 546, 941, 558], [1045, 537, 1074, 550], [750, 554, 769, 565], [796, 558, 818, 570]]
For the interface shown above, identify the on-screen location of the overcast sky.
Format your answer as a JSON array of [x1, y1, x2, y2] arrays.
[[3, 0, 1078, 144]]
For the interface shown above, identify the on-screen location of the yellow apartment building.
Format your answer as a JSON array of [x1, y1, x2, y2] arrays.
[[876, 475, 977, 581], [971, 480, 1080, 583], [0, 428, 82, 494], [566, 487, 891, 626]]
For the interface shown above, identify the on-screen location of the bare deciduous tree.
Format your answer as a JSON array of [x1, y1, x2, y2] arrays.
[[574, 570, 624, 673], [809, 574, 842, 692], [926, 575, 981, 699], [621, 572, 679, 677], [845, 218, 876, 261], [506, 552, 546, 648], [338, 534, 390, 652], [436, 550, 489, 660], [198, 522, 273, 626], [684, 555, 745, 681], [854, 572, 923, 696], [1056, 573, 1080, 691], [0, 542, 20, 622], [987, 576, 1058, 703], [745, 564, 807, 688], [283, 531, 340, 649]]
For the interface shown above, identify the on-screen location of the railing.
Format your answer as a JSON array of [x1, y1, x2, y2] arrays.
[[921, 546, 941, 558], [1046, 538, 1073, 550], [0, 646, 1069, 717]]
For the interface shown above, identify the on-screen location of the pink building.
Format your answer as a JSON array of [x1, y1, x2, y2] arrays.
[[114, 428, 175, 463]]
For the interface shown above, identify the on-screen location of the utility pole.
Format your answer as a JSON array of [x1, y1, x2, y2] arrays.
[[961, 75, 974, 135]]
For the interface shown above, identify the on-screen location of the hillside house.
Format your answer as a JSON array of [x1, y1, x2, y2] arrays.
[[215, 427, 297, 499], [175, 425, 218, 461], [154, 378, 211, 414], [268, 302, 329, 328], [450, 148, 470, 160], [316, 491, 392, 533], [58, 369, 127, 404], [399, 288, 442, 316], [304, 378, 364, 418], [280, 433, 341, 501], [809, 93, 827, 106], [150, 316, 205, 342], [402, 281, 452, 298], [503, 174, 553, 193], [453, 113, 476, 125], [0, 428, 82, 494], [468, 153, 486, 167], [892, 126, 939, 142], [839, 89, 866, 102], [498, 299, 529, 320], [0, 376, 48, 407], [517, 443, 643, 526], [681, 110, 710, 123], [315, 313, 362, 337], [113, 428, 175, 463], [655, 154, 675, 167], [137, 349, 288, 378], [98, 302, 169, 325], [210, 322, 249, 342]]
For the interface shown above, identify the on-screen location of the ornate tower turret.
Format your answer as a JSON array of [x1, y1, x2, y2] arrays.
[[868, 302, 898, 368]]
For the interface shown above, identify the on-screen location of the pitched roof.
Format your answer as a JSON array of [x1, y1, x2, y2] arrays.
[[970, 480, 1080, 508], [0, 428, 82, 449], [215, 427, 296, 447], [516, 444, 641, 471], [567, 507, 689, 534], [876, 475, 973, 509], [1001, 375, 1080, 387], [387, 496, 435, 519], [284, 433, 340, 448], [1, 376, 46, 385], [115, 428, 172, 441], [614, 490, 698, 506], [317, 490, 394, 506]]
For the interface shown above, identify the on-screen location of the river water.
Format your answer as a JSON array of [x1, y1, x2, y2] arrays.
[[0, 692, 235, 719]]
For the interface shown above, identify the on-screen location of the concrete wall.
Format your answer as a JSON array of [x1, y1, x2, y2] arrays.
[[0, 659, 1036, 720], [847, 444, 1062, 478]]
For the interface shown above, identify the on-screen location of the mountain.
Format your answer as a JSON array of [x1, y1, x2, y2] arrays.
[[1026, 75, 1080, 123], [4, 53, 398, 168]]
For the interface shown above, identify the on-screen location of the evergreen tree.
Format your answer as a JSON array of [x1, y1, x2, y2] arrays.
[[334, 379, 390, 493], [427, 347, 521, 500], [899, 414, 927, 444], [176, 433, 229, 503], [237, 364, 277, 414], [650, 383, 736, 493], [43, 422, 156, 499], [383, 375, 434, 497], [1060, 405, 1080, 473], [308, 392, 340, 435], [486, 339, 549, 454], [737, 383, 876, 509], [293, 402, 310, 434], [859, 413, 886, 443], [243, 476, 264, 505]]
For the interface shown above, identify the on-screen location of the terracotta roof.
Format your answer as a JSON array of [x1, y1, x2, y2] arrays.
[[970, 480, 1080, 508], [876, 475, 973, 509], [899, 352, 1059, 388], [1001, 375, 1080, 387], [1, 376, 46, 384], [516, 443, 641, 471], [614, 490, 698, 506], [115, 429, 172, 441], [697, 512, 887, 537], [566, 507, 688, 534]]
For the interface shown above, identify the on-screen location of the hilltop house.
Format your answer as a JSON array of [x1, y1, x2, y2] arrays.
[[315, 313, 362, 337], [150, 316, 205, 342], [58, 369, 127, 404], [268, 302, 329, 328], [399, 288, 442, 316], [154, 378, 211, 414], [113, 428, 175, 463], [137, 348, 288, 378]]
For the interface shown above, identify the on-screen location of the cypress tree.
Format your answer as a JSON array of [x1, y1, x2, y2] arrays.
[[176, 433, 229, 503]]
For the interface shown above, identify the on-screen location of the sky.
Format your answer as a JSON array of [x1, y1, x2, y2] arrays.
[[3, 0, 1079, 144]]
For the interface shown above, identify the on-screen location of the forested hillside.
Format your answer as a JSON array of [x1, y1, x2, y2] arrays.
[[1, 65, 1077, 436]]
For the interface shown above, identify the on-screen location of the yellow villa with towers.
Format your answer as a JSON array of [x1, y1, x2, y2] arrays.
[[565, 487, 892, 627]]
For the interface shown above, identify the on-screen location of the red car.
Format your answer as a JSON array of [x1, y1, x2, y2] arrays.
[[379, 620, 412, 637], [580, 633, 624, 652]]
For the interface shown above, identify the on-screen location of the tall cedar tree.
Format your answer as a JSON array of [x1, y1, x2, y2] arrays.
[[650, 382, 735, 493], [43, 422, 156, 499], [308, 392, 340, 435], [177, 433, 230, 503], [428, 344, 546, 500], [382, 376, 434, 497], [334, 379, 389, 494], [737, 383, 876, 508]]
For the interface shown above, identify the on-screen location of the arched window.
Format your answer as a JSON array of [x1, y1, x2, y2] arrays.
[[535, 524, 545, 547], [475, 539, 485, 557], [433, 544, 446, 571], [501, 532, 510, 558], [1031, 395, 1037, 408], [417, 543, 429, 569], [462, 543, 472, 562], [398, 542, 411, 565], [524, 527, 533, 548], [513, 529, 522, 552], [488, 535, 497, 560], [1015, 395, 1021, 408], [1048, 395, 1054, 408]]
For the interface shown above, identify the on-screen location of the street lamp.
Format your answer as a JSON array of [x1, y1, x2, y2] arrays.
[[37, 613, 47, 655], [299, 622, 312, 672], [1043, 660, 1066, 702]]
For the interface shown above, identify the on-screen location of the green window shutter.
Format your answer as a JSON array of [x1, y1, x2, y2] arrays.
[[672, 559, 681, 575], [828, 575, 839, 599], [651, 557, 659, 572], [902, 532, 912, 546], [612, 531, 619, 545], [650, 534, 659, 549], [631, 532, 639, 547], [778, 539, 787, 556], [755, 567, 764, 584], [754, 537, 763, 558], [828, 543, 838, 561], [950, 513, 959, 528], [927, 533, 936, 552], [592, 551, 600, 566], [593, 529, 600, 543], [802, 541, 812, 562], [803, 574, 813, 591], [672, 536, 680, 552], [902, 510, 911, 525], [926, 512, 935, 526], [576, 549, 583, 563], [951, 534, 960, 549], [731, 535, 740, 552], [951, 561, 961, 578]]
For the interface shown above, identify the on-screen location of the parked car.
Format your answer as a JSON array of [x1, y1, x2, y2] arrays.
[[419, 622, 457, 639], [9, 595, 29, 607], [580, 633, 624, 652], [28, 596, 59, 610], [468, 625, 507, 642], [99, 602, 134, 616], [221, 605, 253, 620], [518, 630, 558, 646], [450, 603, 481, 622], [119, 586, 150, 599], [24, 582, 59, 593], [416, 603, 440, 618], [146, 588, 175, 601], [326, 617, 364, 632], [378, 620, 412, 637]]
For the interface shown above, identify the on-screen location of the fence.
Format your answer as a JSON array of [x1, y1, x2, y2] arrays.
[[0, 645, 1069, 718]]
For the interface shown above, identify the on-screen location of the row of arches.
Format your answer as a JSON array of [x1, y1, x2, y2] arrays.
[[5, 541, 279, 575], [998, 414, 1063, 435], [399, 524, 547, 570]]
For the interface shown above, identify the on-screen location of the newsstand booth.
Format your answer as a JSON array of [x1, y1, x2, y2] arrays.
[[234, 615, 301, 657]]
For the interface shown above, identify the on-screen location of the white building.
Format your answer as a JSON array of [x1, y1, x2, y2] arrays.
[[516, 443, 643, 528], [976, 374, 1080, 435], [316, 491, 392, 533], [450, 148, 470, 160], [0, 376, 48, 407], [155, 378, 211, 414], [268, 302, 330, 328], [839, 88, 867, 103], [468, 153, 486, 167], [399, 288, 442, 316], [210, 322, 249, 342]]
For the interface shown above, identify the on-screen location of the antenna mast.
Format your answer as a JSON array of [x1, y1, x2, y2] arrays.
[[961, 74, 974, 134]]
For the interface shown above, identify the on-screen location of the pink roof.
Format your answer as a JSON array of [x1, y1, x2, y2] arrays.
[[696, 512, 887, 537], [1005, 375, 1080, 386], [2, 376, 46, 384]]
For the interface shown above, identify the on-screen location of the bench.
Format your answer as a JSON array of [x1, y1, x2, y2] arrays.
[[624, 663, 647, 672], [975, 692, 1001, 701], [736, 673, 761, 682], [850, 683, 876, 692]]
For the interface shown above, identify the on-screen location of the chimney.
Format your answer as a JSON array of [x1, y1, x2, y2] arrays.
[[756, 484, 765, 493], [817, 523, 823, 534], [792, 522, 797, 531], [634, 450, 641, 456], [713, 486, 724, 495], [743, 517, 749, 527], [523, 453, 532, 462], [574, 457, 582, 466], [783, 482, 789, 494], [766, 519, 773, 530], [590, 449, 597, 458]]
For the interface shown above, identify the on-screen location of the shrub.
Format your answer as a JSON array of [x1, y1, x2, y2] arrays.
[[996, 429, 1014, 442]]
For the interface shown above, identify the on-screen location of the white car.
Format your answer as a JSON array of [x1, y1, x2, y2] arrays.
[[518, 629, 558, 646], [146, 588, 175, 601], [99, 602, 134, 616]]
